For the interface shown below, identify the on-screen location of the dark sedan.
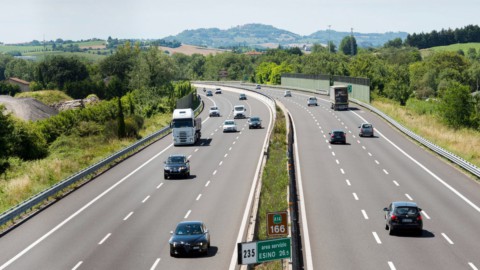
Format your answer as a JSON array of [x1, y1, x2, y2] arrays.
[[384, 201, 423, 235], [164, 155, 190, 179], [248, 116, 262, 129], [329, 130, 346, 144], [169, 221, 210, 257]]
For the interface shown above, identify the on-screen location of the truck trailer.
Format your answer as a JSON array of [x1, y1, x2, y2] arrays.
[[171, 108, 201, 146], [330, 85, 349, 111]]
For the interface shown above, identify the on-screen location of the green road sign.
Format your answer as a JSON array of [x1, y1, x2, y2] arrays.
[[238, 238, 291, 265], [257, 238, 291, 263]]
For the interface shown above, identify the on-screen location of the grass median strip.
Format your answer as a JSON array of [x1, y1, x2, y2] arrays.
[[255, 105, 289, 270]]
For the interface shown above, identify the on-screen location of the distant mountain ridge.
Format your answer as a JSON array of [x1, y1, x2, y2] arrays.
[[163, 23, 408, 48]]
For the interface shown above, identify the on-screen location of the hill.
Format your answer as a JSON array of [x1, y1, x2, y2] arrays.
[[163, 23, 408, 48]]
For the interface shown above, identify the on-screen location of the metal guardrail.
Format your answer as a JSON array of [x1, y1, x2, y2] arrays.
[[0, 98, 204, 228], [351, 98, 480, 179]]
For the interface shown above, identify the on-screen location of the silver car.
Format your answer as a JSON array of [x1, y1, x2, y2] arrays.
[[359, 123, 374, 137]]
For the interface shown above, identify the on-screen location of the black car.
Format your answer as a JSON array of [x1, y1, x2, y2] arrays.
[[206, 90, 213, 96], [329, 130, 346, 144], [383, 201, 423, 235], [169, 221, 210, 257], [164, 155, 190, 179], [239, 93, 247, 100], [248, 116, 262, 129]]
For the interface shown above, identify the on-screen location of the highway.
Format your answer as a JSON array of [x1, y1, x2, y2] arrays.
[[242, 84, 480, 270], [2, 83, 480, 270], [0, 87, 274, 270]]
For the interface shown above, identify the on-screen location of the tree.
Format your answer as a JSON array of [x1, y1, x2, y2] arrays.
[[384, 38, 403, 48], [439, 81, 473, 128], [0, 106, 14, 176], [36, 55, 89, 89], [129, 46, 176, 89], [339, 36, 357, 56], [384, 65, 412, 105]]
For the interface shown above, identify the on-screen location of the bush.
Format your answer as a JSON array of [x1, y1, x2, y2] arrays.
[[11, 121, 48, 160]]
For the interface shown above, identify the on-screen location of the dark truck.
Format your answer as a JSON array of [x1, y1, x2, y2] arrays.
[[330, 85, 349, 111]]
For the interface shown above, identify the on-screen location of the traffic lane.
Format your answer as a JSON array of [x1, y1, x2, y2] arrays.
[[283, 101, 392, 269], [3, 92, 266, 268], [316, 106, 478, 267], [73, 92, 272, 269]]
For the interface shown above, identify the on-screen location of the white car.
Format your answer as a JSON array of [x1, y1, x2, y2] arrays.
[[209, 106, 220, 117], [307, 97, 318, 106], [215, 88, 222, 94], [223, 120, 237, 133], [284, 90, 292, 97]]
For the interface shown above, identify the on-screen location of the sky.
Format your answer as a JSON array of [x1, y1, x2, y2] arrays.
[[0, 0, 478, 44]]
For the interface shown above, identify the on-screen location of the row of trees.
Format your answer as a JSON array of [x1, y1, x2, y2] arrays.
[[405, 25, 480, 49]]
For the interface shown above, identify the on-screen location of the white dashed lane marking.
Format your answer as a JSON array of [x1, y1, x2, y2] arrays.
[[72, 261, 83, 270], [196, 194, 202, 201], [372, 232, 382, 244], [442, 233, 454, 245], [353, 193, 359, 200], [421, 210, 431, 219], [98, 233, 111, 245], [388, 261, 396, 270], [123, 212, 133, 221], [150, 258, 161, 270], [142, 196, 150, 203], [361, 210, 369, 219], [184, 210, 191, 219]]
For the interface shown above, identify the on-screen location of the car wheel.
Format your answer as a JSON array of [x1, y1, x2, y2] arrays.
[[164, 173, 168, 179], [385, 223, 389, 230], [388, 225, 395, 235], [170, 248, 175, 257]]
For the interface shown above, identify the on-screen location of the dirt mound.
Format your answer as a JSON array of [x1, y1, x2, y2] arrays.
[[0, 95, 58, 121]]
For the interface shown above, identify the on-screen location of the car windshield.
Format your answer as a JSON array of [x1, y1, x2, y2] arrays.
[[210, 107, 218, 110], [225, 121, 234, 125], [175, 223, 204, 235], [172, 119, 193, 128], [167, 156, 185, 164], [395, 207, 418, 215], [240, 94, 246, 97], [362, 124, 372, 128], [234, 107, 244, 111], [333, 131, 344, 135], [250, 117, 260, 121]]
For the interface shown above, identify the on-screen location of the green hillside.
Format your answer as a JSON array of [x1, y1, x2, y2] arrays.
[[421, 42, 480, 57]]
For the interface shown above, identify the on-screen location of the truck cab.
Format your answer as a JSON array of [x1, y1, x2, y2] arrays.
[[172, 109, 201, 146]]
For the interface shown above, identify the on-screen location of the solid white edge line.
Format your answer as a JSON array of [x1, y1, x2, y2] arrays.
[[442, 233, 454, 244], [72, 261, 83, 270], [388, 261, 396, 270], [372, 232, 382, 244], [150, 258, 161, 270], [469, 262, 478, 270], [351, 110, 480, 214], [123, 211, 134, 221], [98, 233, 111, 245], [0, 143, 174, 270], [228, 88, 277, 270]]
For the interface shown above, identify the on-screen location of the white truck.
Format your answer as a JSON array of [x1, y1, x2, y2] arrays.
[[171, 108, 201, 146]]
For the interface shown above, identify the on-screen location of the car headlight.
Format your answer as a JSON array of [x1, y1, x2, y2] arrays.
[[164, 167, 171, 170]]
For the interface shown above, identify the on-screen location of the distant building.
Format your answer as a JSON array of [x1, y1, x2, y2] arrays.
[[7, 77, 30, 92]]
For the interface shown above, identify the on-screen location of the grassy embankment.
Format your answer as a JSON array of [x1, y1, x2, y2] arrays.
[[420, 42, 480, 57], [373, 97, 480, 173], [254, 105, 289, 270], [0, 90, 171, 214]]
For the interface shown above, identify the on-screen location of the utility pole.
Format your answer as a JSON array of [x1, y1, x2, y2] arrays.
[[328, 25, 331, 53], [350, 28, 354, 56]]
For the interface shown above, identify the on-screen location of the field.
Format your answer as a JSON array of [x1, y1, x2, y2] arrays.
[[420, 42, 480, 57], [158, 44, 230, 56], [22, 51, 108, 62]]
